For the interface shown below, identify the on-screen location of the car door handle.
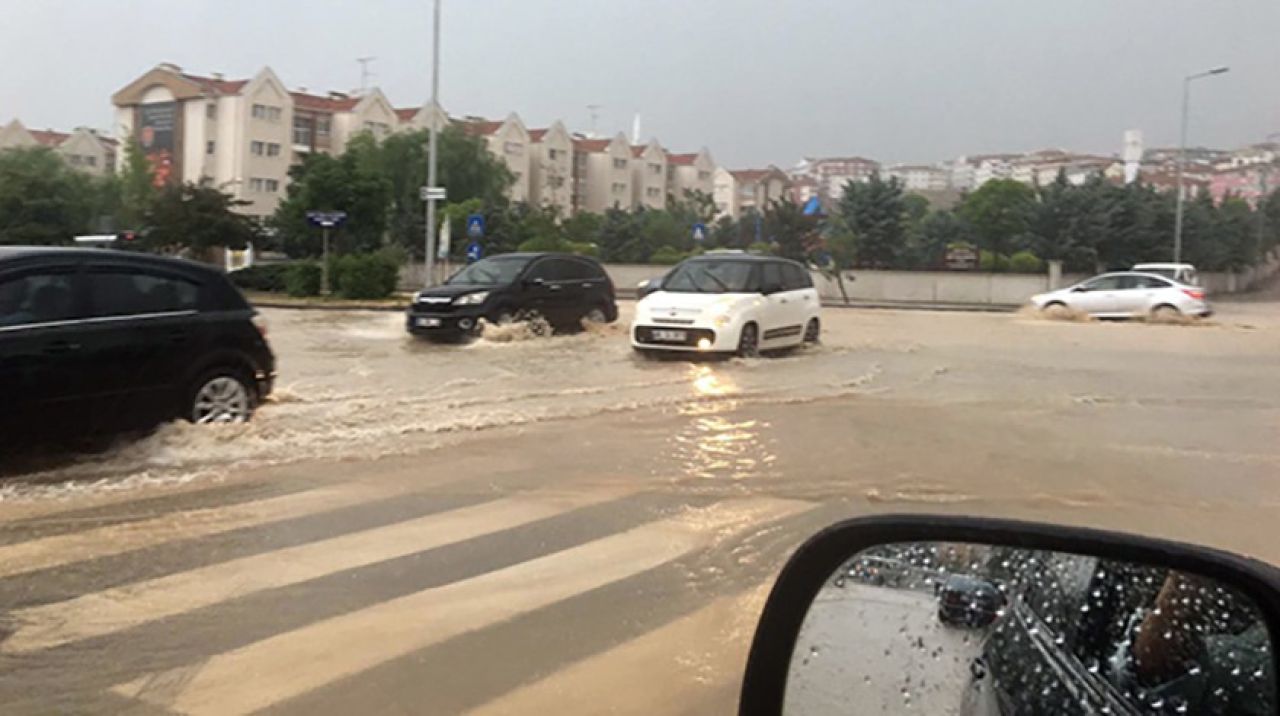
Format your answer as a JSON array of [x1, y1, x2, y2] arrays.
[[43, 340, 81, 355], [548, 284, 562, 291]]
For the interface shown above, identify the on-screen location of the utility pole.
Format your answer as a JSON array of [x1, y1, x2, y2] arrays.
[[356, 56, 376, 94], [1174, 66, 1229, 264], [586, 104, 603, 137], [424, 0, 441, 287]]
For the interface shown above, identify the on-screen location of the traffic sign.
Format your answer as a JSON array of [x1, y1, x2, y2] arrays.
[[692, 223, 707, 242], [466, 241, 483, 263], [305, 210, 348, 228], [420, 186, 447, 201], [437, 217, 452, 260], [466, 213, 486, 239]]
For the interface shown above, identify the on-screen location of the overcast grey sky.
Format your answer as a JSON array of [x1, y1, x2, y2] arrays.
[[3, 0, 1277, 167]]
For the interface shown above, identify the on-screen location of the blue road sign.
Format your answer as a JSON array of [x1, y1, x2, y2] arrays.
[[466, 214, 486, 239], [692, 223, 707, 242], [466, 241, 483, 263], [802, 196, 822, 216], [305, 210, 347, 228]]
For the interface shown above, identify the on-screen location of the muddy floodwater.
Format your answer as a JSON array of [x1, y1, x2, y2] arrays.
[[0, 296, 1277, 714]]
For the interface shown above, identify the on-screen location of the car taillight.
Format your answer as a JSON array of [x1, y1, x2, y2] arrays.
[[252, 314, 268, 338], [1182, 288, 1205, 300]]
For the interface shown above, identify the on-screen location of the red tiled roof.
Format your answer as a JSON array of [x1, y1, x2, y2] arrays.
[[631, 145, 647, 158], [528, 128, 549, 142], [461, 119, 503, 137], [180, 73, 248, 95], [291, 92, 359, 112], [394, 107, 419, 122], [573, 138, 612, 153], [29, 129, 69, 147], [666, 152, 697, 166], [811, 156, 878, 166], [730, 169, 771, 182]]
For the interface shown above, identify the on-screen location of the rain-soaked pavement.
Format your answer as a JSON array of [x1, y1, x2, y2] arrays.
[[0, 295, 1278, 714]]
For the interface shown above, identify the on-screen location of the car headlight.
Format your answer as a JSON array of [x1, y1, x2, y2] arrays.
[[453, 291, 489, 305]]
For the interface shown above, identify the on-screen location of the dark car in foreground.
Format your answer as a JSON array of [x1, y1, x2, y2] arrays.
[[406, 252, 617, 339], [1, 247, 275, 443]]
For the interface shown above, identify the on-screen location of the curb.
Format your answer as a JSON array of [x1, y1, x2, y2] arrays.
[[250, 296, 1018, 314]]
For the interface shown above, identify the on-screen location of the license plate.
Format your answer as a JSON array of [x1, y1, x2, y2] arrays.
[[651, 329, 687, 342], [416, 317, 442, 328]]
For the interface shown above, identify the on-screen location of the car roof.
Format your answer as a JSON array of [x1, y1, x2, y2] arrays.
[[484, 252, 599, 262], [0, 246, 223, 277], [1133, 262, 1194, 270], [685, 253, 797, 264]]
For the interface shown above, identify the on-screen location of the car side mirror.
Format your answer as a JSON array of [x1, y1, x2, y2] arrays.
[[637, 277, 663, 299], [740, 515, 1280, 715], [1072, 286, 1088, 293], [523, 277, 545, 289]]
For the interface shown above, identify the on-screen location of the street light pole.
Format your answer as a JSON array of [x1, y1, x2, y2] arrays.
[[1173, 66, 1229, 264], [424, 0, 441, 287]]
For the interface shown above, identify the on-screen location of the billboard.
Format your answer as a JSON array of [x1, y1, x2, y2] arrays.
[[137, 102, 180, 187]]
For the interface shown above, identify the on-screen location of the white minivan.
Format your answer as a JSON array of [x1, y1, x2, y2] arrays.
[[631, 254, 821, 356]]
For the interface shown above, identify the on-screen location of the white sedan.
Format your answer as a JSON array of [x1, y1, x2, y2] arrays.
[[631, 254, 821, 355], [1030, 271, 1212, 319]]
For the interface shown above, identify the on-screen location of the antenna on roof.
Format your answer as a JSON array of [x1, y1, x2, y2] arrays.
[[357, 56, 376, 94], [586, 104, 603, 138]]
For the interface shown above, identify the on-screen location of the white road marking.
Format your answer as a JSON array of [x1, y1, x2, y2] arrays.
[[112, 497, 813, 716], [3, 488, 631, 653], [466, 584, 771, 716], [0, 476, 469, 579]]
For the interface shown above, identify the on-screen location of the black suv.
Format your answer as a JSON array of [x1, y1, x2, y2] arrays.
[[0, 247, 275, 443], [406, 252, 617, 338]]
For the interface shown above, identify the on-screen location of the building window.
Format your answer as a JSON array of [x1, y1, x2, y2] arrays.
[[292, 115, 312, 146], [250, 141, 265, 156], [698, 170, 711, 180], [548, 148, 561, 160], [267, 143, 281, 157], [504, 141, 523, 155], [249, 178, 280, 193], [316, 116, 331, 137], [249, 178, 264, 192], [252, 104, 281, 121], [206, 103, 217, 120], [67, 155, 83, 166], [85, 156, 96, 167], [646, 187, 661, 198], [612, 158, 627, 170], [207, 140, 215, 155], [363, 121, 390, 135], [611, 182, 626, 194], [649, 163, 661, 175], [266, 179, 279, 192]]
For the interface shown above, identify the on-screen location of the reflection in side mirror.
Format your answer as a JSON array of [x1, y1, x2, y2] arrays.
[[1072, 286, 1088, 292], [741, 517, 1280, 716]]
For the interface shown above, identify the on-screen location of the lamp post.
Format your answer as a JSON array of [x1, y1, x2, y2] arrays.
[[424, 0, 442, 287], [1173, 66, 1229, 264]]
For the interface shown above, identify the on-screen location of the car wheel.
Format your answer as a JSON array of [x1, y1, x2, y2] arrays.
[[1150, 304, 1181, 322], [803, 318, 821, 344], [1042, 301, 1068, 317], [737, 323, 760, 357], [188, 369, 255, 424], [584, 307, 608, 324], [490, 309, 517, 325]]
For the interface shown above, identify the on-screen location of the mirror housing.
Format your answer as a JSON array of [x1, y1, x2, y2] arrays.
[[1072, 285, 1088, 292], [637, 277, 663, 299], [740, 515, 1280, 715]]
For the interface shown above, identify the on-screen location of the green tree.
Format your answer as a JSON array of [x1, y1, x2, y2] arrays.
[[0, 146, 96, 245], [143, 180, 257, 254], [763, 198, 819, 262], [837, 174, 907, 268], [273, 150, 391, 257], [956, 179, 1036, 257], [117, 137, 156, 228]]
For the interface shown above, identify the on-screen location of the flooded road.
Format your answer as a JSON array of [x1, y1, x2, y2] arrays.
[[0, 298, 1277, 713]]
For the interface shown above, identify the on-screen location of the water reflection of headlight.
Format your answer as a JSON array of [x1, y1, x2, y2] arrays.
[[690, 365, 735, 396]]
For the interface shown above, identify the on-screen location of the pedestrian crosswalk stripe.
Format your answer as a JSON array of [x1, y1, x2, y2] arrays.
[[111, 497, 813, 716], [2, 487, 634, 654], [0, 474, 464, 579], [466, 584, 771, 716]]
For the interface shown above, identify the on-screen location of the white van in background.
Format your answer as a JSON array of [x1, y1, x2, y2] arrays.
[[1132, 263, 1198, 286]]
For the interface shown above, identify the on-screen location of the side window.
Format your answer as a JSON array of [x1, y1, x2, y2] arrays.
[[525, 259, 564, 282], [1082, 275, 1123, 291], [0, 270, 80, 327], [564, 260, 602, 281], [87, 269, 200, 318], [760, 262, 784, 291], [1134, 276, 1171, 289], [782, 263, 811, 290]]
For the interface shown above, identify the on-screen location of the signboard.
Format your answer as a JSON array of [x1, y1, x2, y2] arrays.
[[691, 223, 707, 242], [437, 217, 451, 260], [466, 213, 486, 239], [466, 241, 483, 263], [137, 102, 179, 187], [420, 186, 447, 201], [944, 245, 979, 270], [802, 196, 822, 216], [306, 210, 348, 228]]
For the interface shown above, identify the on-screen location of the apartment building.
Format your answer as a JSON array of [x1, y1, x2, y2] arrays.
[[528, 121, 574, 216], [630, 140, 667, 210], [884, 164, 948, 192], [713, 166, 790, 219], [461, 113, 532, 203], [0, 119, 116, 176], [801, 156, 880, 199], [664, 149, 715, 200], [1209, 162, 1277, 206], [112, 63, 399, 219], [572, 133, 633, 213]]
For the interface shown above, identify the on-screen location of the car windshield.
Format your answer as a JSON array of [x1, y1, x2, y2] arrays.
[[445, 256, 531, 285], [661, 260, 757, 293]]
